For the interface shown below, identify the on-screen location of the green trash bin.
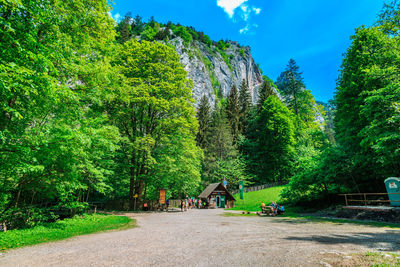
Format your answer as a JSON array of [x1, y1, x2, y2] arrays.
[[384, 177, 400, 207]]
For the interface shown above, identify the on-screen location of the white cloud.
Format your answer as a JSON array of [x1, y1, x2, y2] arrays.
[[239, 23, 258, 35], [253, 7, 261, 14], [217, 0, 248, 18], [217, 0, 261, 35], [240, 4, 250, 21], [239, 25, 250, 34]]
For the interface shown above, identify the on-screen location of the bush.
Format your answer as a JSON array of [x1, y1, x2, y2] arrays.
[[141, 24, 158, 41], [280, 147, 353, 207], [1, 207, 59, 230], [173, 26, 192, 44]]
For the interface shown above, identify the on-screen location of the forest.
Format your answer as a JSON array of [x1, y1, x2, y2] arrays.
[[1, 0, 400, 230]]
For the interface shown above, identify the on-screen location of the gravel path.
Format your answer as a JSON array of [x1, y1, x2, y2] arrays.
[[1, 209, 400, 267]]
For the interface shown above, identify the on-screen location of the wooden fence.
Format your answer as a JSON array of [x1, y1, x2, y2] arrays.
[[231, 181, 288, 195], [339, 192, 400, 206]]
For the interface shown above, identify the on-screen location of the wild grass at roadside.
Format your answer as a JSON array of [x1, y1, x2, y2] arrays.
[[0, 214, 135, 251]]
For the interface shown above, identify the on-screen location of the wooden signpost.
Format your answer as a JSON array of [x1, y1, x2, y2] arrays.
[[159, 189, 166, 204]]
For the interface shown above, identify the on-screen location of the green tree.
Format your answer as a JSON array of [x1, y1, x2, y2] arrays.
[[242, 96, 296, 183], [116, 12, 133, 43], [201, 105, 236, 185], [226, 85, 241, 141], [238, 79, 251, 133], [109, 40, 201, 209], [335, 24, 400, 188], [0, 0, 119, 228], [196, 95, 212, 149], [257, 80, 276, 111], [276, 59, 304, 117], [131, 15, 145, 35]]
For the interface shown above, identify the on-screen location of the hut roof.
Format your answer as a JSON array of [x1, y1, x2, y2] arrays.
[[198, 183, 235, 201]]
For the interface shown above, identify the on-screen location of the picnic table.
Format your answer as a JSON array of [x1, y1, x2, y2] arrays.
[[261, 206, 274, 215]]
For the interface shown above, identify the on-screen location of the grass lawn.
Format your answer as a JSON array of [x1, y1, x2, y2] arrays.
[[228, 185, 286, 212], [0, 214, 135, 251], [324, 251, 400, 266], [225, 185, 400, 228]]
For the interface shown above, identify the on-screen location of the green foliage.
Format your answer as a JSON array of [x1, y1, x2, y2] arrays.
[[226, 85, 241, 141], [116, 13, 133, 43], [201, 105, 244, 187], [242, 96, 296, 183], [202, 34, 212, 46], [211, 157, 253, 192], [141, 24, 159, 41], [219, 51, 233, 71], [334, 22, 400, 191], [172, 25, 193, 44], [0, 214, 133, 251], [276, 59, 319, 132], [196, 95, 212, 149], [239, 48, 245, 57], [187, 27, 199, 40], [283, 4, 400, 205], [109, 40, 201, 207], [200, 53, 222, 99], [0, 0, 120, 227], [257, 80, 277, 110], [229, 185, 287, 211], [217, 40, 231, 50], [238, 79, 252, 133], [281, 146, 352, 206]]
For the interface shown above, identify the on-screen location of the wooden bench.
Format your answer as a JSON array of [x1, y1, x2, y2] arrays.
[[260, 206, 274, 215]]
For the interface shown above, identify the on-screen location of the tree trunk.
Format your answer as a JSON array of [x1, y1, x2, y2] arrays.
[[86, 188, 90, 202], [14, 188, 21, 208], [129, 156, 136, 210]]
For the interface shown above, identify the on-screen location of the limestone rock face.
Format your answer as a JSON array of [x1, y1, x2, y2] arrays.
[[169, 38, 263, 106]]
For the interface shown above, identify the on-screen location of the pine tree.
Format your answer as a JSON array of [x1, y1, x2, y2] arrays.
[[208, 106, 236, 160], [276, 59, 318, 131], [226, 85, 241, 141], [257, 80, 276, 111], [276, 59, 304, 116], [116, 13, 133, 43], [202, 105, 237, 184], [238, 79, 251, 133], [196, 95, 212, 149], [243, 96, 296, 183]]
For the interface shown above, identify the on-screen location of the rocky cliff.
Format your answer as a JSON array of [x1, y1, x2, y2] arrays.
[[168, 37, 263, 106]]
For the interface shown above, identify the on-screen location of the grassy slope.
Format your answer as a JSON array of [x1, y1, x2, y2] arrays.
[[0, 214, 135, 251], [226, 185, 400, 228], [228, 185, 286, 212]]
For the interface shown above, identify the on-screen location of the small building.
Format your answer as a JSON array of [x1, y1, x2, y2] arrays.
[[198, 183, 235, 208]]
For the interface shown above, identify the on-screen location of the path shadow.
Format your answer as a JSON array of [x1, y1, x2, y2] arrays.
[[284, 230, 400, 251]]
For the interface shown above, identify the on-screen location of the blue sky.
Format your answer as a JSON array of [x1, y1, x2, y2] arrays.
[[110, 0, 385, 102]]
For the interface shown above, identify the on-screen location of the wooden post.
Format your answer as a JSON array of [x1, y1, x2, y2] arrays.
[[364, 193, 367, 206], [344, 195, 348, 206]]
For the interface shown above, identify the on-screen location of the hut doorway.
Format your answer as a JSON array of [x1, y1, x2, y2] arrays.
[[216, 196, 220, 207]]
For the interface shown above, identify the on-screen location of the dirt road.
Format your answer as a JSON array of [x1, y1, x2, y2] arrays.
[[1, 209, 399, 266]]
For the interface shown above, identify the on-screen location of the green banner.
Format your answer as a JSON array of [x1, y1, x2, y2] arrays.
[[239, 181, 244, 199]]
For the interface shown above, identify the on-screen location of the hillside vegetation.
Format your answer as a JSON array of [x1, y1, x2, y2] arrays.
[[229, 186, 286, 212]]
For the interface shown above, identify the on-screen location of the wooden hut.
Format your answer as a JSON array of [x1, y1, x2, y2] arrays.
[[198, 183, 235, 208]]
